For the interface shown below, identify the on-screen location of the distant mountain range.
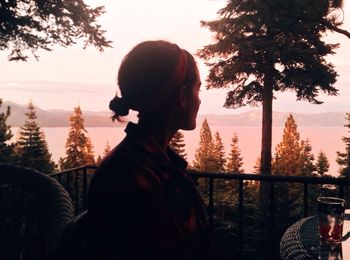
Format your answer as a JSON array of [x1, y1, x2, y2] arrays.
[[0, 101, 348, 127]]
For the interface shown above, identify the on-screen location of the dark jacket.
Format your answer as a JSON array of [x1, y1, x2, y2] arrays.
[[85, 122, 215, 260]]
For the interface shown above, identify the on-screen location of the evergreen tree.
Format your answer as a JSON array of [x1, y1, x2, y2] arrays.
[[211, 131, 229, 213], [212, 131, 226, 172], [221, 132, 243, 206], [103, 141, 112, 157], [59, 106, 95, 170], [298, 139, 316, 176], [251, 157, 261, 186], [193, 118, 215, 171], [95, 141, 112, 166], [248, 157, 261, 187], [336, 113, 350, 177], [170, 131, 187, 159], [272, 114, 303, 231], [307, 150, 329, 213], [316, 150, 330, 176], [16, 101, 56, 173], [192, 118, 216, 203], [198, 0, 349, 176], [253, 157, 261, 174], [96, 155, 103, 165], [272, 114, 301, 176], [297, 139, 318, 215], [0, 99, 16, 164], [226, 133, 244, 173]]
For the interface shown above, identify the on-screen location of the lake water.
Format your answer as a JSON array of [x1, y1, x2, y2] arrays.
[[11, 126, 348, 176]]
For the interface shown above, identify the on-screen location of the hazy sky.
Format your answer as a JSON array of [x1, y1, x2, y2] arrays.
[[1, 0, 349, 114]]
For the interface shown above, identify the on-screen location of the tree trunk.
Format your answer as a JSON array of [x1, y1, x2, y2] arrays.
[[259, 65, 274, 236], [260, 69, 273, 176]]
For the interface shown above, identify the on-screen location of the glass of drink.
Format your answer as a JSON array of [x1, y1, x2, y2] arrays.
[[319, 242, 342, 260], [317, 197, 345, 243]]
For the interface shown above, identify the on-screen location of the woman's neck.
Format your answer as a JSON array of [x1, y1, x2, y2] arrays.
[[137, 117, 177, 153]]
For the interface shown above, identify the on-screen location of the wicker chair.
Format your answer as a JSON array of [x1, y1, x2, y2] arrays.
[[280, 216, 317, 260], [0, 163, 74, 260], [57, 210, 90, 260]]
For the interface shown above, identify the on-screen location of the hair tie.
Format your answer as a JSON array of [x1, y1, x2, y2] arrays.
[[109, 96, 129, 117]]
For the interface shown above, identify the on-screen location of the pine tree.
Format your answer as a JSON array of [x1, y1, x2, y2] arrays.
[[212, 131, 226, 172], [273, 114, 300, 222], [249, 157, 261, 187], [253, 157, 261, 174], [103, 141, 112, 158], [0, 99, 16, 164], [226, 133, 244, 173], [273, 115, 316, 229], [211, 131, 228, 212], [59, 106, 95, 170], [193, 118, 215, 171], [170, 131, 187, 159], [298, 139, 316, 176], [336, 113, 350, 177], [316, 151, 330, 176], [273, 114, 301, 176], [198, 0, 348, 177], [297, 140, 319, 217], [16, 101, 56, 173], [221, 132, 243, 205], [95, 141, 112, 166], [96, 155, 103, 165], [192, 119, 216, 203]]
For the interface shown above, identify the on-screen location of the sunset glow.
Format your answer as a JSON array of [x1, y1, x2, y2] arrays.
[[1, 0, 350, 114]]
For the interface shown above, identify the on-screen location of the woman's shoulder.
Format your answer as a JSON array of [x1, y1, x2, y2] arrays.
[[91, 138, 162, 192], [98, 137, 152, 175]]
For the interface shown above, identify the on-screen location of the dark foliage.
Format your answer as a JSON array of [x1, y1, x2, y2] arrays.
[[198, 0, 349, 176], [1, 0, 112, 61]]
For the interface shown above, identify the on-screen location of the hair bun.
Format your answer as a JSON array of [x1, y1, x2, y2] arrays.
[[109, 96, 129, 117]]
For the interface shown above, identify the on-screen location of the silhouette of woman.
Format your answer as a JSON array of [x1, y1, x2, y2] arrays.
[[87, 40, 215, 259]]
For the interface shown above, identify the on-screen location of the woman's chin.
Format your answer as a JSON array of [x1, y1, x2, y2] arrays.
[[180, 122, 196, 131]]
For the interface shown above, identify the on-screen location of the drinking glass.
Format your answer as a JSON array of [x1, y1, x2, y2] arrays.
[[319, 242, 342, 260], [317, 197, 345, 243]]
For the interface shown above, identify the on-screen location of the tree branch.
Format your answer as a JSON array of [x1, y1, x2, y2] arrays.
[[322, 20, 350, 38]]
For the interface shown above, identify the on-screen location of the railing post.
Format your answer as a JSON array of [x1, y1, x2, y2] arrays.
[[83, 167, 88, 210], [75, 170, 79, 214], [269, 180, 275, 260], [339, 184, 344, 199], [66, 172, 70, 196], [304, 183, 309, 217], [238, 179, 244, 259], [0, 187, 2, 228], [208, 177, 214, 234]]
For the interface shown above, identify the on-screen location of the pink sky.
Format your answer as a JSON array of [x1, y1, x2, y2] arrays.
[[1, 0, 349, 114]]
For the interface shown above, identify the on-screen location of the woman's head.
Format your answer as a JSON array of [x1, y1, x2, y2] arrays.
[[109, 40, 201, 130]]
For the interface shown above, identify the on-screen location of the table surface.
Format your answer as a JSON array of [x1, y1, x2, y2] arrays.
[[280, 213, 350, 260]]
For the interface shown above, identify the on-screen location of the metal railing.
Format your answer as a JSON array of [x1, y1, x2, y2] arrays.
[[189, 171, 350, 259], [50, 166, 350, 259], [49, 165, 97, 215]]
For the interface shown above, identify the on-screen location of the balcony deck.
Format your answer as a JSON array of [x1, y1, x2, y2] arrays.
[[1, 165, 350, 259], [50, 166, 350, 259]]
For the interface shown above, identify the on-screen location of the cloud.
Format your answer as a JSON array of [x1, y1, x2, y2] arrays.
[[1, 80, 115, 94]]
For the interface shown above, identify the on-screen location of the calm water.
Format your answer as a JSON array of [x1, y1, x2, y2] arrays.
[[11, 126, 347, 176]]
